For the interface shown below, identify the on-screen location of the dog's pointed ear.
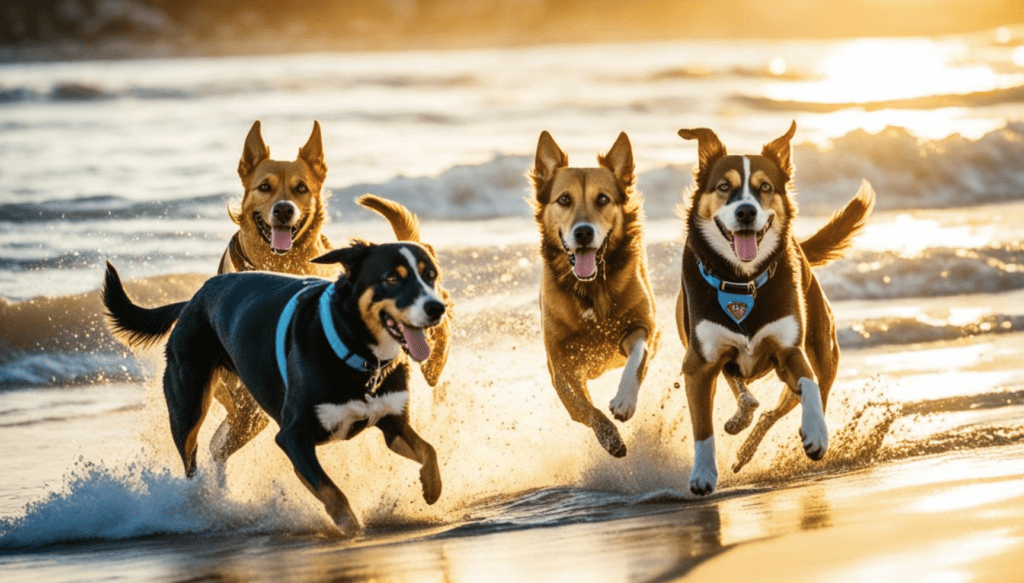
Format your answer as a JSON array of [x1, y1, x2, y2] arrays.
[[598, 131, 635, 192], [298, 120, 328, 184], [532, 131, 568, 186], [311, 239, 374, 277], [762, 120, 797, 178], [678, 127, 727, 171], [678, 127, 727, 191], [238, 120, 270, 181]]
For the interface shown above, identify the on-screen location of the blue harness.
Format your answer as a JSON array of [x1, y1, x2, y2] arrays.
[[696, 258, 776, 325], [275, 281, 383, 389]]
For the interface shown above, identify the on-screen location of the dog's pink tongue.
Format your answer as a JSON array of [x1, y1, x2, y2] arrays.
[[573, 250, 597, 279], [401, 324, 431, 362], [733, 232, 758, 261], [271, 228, 293, 252]]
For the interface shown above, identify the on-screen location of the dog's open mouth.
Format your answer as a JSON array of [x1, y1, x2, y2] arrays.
[[381, 312, 431, 362], [716, 215, 774, 262], [253, 211, 304, 255], [571, 248, 599, 280]]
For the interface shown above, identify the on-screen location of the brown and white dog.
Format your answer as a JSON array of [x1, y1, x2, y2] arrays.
[[530, 131, 658, 458], [675, 121, 874, 495]]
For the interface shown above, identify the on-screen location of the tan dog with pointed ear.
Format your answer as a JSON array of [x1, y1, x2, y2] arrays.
[[220, 120, 335, 278], [530, 131, 658, 458]]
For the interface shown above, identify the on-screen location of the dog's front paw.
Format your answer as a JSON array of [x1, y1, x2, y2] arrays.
[[420, 458, 442, 505], [689, 437, 718, 496], [329, 508, 362, 538], [798, 378, 828, 461], [609, 391, 637, 422]]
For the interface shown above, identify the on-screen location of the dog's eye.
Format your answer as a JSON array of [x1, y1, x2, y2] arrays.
[[425, 269, 437, 281], [257, 182, 271, 192], [716, 181, 730, 192], [596, 193, 611, 206], [557, 193, 571, 206], [760, 182, 773, 193], [295, 183, 308, 194], [384, 274, 400, 285]]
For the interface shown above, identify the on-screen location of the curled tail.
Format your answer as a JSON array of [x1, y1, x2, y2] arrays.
[[800, 180, 875, 267], [356, 194, 421, 242], [102, 261, 187, 349]]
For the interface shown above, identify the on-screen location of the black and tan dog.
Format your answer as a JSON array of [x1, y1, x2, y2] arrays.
[[102, 238, 447, 536], [675, 121, 874, 495], [530, 131, 658, 458]]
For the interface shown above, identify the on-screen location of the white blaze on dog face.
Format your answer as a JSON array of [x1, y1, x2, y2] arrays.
[[357, 244, 444, 363], [696, 154, 788, 273]]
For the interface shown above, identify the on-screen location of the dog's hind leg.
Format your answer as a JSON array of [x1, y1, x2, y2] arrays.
[[378, 416, 441, 504], [552, 365, 627, 458], [731, 388, 799, 474], [163, 335, 218, 478], [610, 328, 649, 422], [275, 427, 360, 537], [722, 369, 759, 435], [209, 373, 269, 469]]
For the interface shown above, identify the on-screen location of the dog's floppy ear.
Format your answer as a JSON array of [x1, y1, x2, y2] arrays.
[[678, 127, 727, 190], [311, 239, 374, 276], [762, 120, 797, 179], [532, 131, 568, 188], [238, 120, 270, 181], [598, 131, 635, 194], [298, 120, 328, 184]]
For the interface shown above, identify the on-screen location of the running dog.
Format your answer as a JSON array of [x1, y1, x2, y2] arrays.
[[102, 239, 447, 536], [675, 121, 874, 495], [530, 131, 658, 458]]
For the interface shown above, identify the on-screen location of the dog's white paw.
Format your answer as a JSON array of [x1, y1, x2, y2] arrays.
[[798, 377, 828, 461], [609, 389, 637, 422], [689, 437, 718, 496]]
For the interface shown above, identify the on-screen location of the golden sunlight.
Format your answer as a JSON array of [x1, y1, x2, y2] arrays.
[[770, 38, 1021, 105]]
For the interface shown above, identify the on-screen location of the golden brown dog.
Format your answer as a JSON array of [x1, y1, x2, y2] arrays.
[[530, 131, 658, 458], [220, 120, 335, 278], [675, 121, 874, 495]]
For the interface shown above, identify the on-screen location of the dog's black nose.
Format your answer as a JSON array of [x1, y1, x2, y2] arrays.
[[735, 204, 757, 226], [424, 300, 446, 321], [573, 225, 594, 247], [272, 201, 296, 224]]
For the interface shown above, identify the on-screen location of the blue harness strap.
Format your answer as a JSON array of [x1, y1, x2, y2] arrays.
[[697, 258, 775, 325], [275, 281, 383, 389]]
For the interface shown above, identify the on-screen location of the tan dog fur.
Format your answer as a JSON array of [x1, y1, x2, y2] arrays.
[[530, 131, 658, 458]]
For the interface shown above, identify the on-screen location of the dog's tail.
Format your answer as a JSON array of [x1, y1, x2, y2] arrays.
[[800, 180, 876, 267], [356, 194, 421, 242], [102, 261, 187, 349]]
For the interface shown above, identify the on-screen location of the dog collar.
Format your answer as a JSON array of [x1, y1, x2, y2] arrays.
[[275, 281, 385, 389], [228, 232, 257, 272], [696, 258, 776, 325]]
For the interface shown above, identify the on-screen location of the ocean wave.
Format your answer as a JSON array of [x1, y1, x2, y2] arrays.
[[0, 73, 479, 105], [731, 84, 1024, 113], [0, 194, 228, 223], [0, 351, 144, 390]]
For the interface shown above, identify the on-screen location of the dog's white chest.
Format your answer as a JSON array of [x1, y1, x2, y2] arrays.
[[695, 316, 799, 375], [316, 391, 409, 441]]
